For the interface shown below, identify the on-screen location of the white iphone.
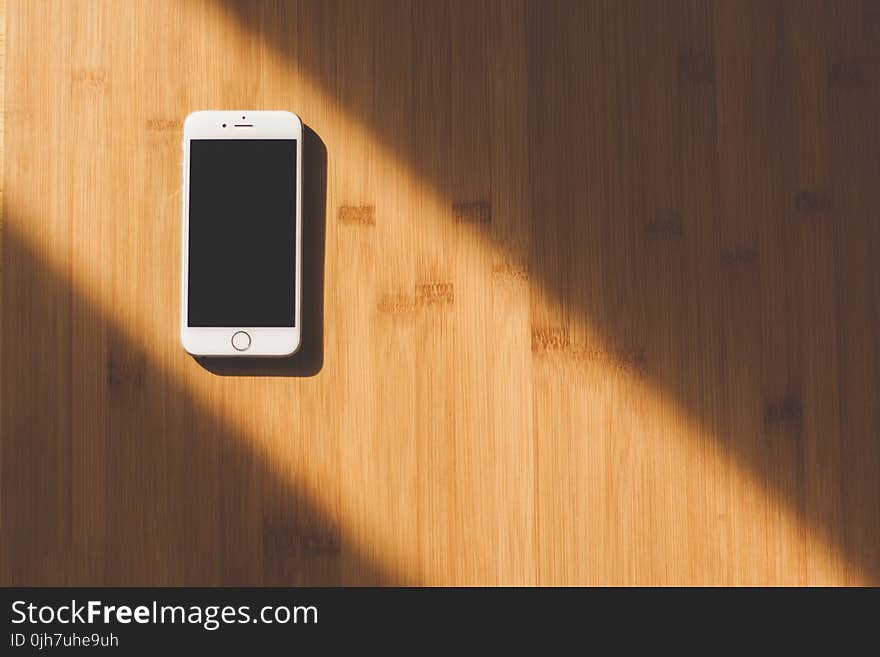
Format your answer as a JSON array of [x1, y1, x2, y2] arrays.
[[180, 111, 302, 357]]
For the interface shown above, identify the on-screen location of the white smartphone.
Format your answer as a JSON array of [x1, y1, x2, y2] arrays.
[[180, 111, 302, 357]]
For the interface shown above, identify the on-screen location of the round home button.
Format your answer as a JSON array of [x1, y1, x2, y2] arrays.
[[231, 331, 251, 351]]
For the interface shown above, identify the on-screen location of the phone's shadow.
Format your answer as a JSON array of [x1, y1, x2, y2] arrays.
[[194, 124, 327, 378]]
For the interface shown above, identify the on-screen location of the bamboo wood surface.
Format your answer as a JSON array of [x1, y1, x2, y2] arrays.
[[2, 0, 879, 585]]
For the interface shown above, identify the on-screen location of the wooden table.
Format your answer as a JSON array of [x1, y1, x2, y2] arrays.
[[2, 0, 878, 585]]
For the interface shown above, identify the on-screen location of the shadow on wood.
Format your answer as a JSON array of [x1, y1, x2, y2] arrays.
[[0, 220, 397, 585], [215, 0, 880, 581]]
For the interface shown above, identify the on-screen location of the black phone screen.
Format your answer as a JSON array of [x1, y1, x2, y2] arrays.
[[187, 139, 297, 327]]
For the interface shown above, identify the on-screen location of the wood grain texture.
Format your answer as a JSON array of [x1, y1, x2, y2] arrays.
[[2, 0, 879, 585]]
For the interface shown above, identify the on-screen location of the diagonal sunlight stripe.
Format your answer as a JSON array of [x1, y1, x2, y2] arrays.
[[201, 0, 866, 583], [1, 0, 864, 584]]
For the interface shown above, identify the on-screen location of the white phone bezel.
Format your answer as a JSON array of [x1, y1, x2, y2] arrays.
[[180, 110, 303, 357]]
